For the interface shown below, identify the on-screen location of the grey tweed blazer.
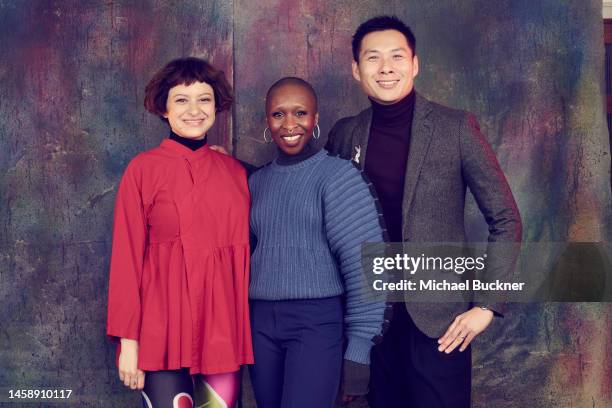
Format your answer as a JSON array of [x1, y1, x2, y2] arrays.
[[325, 92, 522, 338]]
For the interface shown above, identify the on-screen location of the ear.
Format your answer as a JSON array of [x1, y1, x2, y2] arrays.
[[315, 112, 319, 125], [412, 55, 419, 79], [352, 60, 361, 82]]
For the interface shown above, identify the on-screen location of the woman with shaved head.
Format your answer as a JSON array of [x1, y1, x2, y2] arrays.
[[247, 77, 387, 407]]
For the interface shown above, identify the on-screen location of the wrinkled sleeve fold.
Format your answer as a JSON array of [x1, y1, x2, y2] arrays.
[[106, 161, 147, 341]]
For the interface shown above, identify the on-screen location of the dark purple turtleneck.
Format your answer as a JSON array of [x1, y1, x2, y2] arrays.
[[364, 90, 416, 242]]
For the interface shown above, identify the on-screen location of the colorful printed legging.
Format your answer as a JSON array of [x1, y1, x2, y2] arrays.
[[141, 368, 239, 408]]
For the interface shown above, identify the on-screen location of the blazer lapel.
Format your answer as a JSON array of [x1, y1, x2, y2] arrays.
[[402, 93, 434, 239], [351, 108, 372, 167]]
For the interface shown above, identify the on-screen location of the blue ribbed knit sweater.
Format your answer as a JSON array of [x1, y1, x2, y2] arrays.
[[248, 149, 386, 364]]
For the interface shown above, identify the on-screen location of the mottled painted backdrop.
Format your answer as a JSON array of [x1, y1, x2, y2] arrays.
[[0, 1, 610, 407]]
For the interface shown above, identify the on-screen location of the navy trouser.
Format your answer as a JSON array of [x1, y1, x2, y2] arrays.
[[248, 297, 343, 408], [368, 303, 471, 408]]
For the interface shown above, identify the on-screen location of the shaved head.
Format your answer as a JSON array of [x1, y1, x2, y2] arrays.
[[266, 77, 318, 111]]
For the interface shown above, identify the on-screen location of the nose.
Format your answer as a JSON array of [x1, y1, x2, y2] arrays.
[[379, 55, 394, 74], [283, 115, 297, 131], [188, 100, 200, 116]]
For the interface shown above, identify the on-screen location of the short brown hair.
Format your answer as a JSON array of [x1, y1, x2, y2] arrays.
[[144, 57, 233, 121]]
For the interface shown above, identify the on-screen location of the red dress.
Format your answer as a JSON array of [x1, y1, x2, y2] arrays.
[[106, 139, 253, 374]]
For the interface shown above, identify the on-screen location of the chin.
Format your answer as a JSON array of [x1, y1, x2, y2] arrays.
[[179, 131, 207, 139], [281, 145, 304, 155], [376, 94, 403, 104]]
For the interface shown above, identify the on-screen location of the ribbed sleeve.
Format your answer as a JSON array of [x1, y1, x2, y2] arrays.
[[323, 160, 386, 364]]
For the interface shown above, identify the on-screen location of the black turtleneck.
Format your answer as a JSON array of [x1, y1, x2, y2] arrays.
[[169, 130, 207, 151], [364, 90, 416, 242], [276, 140, 320, 166]]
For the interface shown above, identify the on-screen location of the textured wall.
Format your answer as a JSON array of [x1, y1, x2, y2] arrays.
[[234, 3, 612, 407], [0, 1, 233, 406], [0, 1, 610, 407]]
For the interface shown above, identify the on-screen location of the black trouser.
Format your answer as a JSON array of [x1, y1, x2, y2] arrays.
[[368, 303, 471, 408]]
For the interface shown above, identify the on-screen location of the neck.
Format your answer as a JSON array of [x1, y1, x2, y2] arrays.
[[169, 130, 207, 151], [370, 90, 416, 125], [276, 140, 320, 165]]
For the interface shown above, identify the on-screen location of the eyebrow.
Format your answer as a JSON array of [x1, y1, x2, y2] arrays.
[[363, 47, 408, 54], [172, 92, 213, 97], [271, 103, 308, 110]]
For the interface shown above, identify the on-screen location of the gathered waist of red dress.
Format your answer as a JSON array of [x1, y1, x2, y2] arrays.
[[145, 239, 249, 251]]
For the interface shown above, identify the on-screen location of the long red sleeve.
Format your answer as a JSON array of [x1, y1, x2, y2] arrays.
[[106, 160, 147, 341]]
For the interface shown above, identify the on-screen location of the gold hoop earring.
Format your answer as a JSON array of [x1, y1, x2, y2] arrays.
[[263, 127, 272, 143], [313, 124, 321, 139]]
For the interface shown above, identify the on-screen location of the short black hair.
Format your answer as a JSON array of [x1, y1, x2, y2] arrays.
[[352, 15, 416, 62], [265, 77, 318, 111]]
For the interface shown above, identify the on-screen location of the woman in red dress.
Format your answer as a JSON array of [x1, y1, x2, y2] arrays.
[[107, 57, 252, 408]]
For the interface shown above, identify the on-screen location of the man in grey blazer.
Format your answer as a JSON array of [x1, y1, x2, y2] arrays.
[[326, 16, 522, 407]]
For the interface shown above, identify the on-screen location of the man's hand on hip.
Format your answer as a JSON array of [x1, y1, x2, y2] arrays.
[[437, 307, 494, 353]]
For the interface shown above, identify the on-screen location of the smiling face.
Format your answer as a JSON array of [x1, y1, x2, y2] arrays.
[[164, 81, 216, 139], [352, 29, 419, 105], [266, 83, 319, 155]]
